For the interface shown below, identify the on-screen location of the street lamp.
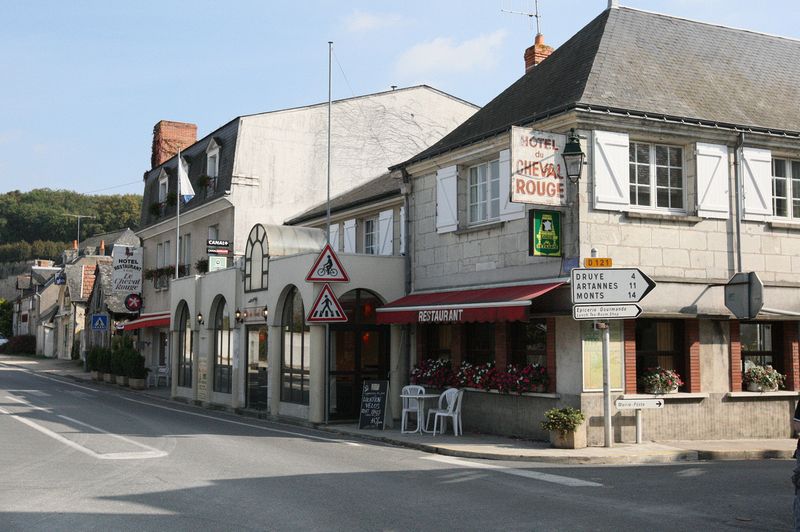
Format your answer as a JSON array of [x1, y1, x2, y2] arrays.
[[197, 312, 204, 326], [562, 128, 585, 184], [262, 306, 269, 321]]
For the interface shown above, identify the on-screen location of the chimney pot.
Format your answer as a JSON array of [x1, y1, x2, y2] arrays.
[[524, 33, 554, 73], [99, 240, 105, 255], [73, 240, 78, 250]]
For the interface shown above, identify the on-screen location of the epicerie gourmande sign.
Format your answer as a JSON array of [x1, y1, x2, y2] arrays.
[[112, 246, 143, 294]]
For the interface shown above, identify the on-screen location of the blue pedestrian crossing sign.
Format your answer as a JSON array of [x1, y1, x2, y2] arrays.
[[91, 314, 109, 331]]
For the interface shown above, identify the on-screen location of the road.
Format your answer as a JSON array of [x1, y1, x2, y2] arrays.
[[0, 360, 794, 531]]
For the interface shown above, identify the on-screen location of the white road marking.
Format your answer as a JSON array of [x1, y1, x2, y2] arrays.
[[1, 395, 167, 460], [0, 365, 99, 393], [422, 454, 603, 487]]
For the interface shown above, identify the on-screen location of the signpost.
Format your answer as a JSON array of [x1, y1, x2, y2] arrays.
[[306, 284, 348, 323], [91, 314, 109, 331], [615, 398, 664, 444]]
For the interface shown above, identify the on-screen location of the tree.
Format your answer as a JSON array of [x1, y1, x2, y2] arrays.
[[0, 299, 11, 337]]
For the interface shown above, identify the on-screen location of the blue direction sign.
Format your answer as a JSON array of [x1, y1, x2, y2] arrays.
[[91, 314, 109, 331]]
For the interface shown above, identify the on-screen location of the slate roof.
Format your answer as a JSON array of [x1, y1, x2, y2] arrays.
[[399, 7, 800, 167], [81, 228, 140, 255], [93, 263, 130, 315], [64, 257, 111, 303], [286, 172, 402, 225]]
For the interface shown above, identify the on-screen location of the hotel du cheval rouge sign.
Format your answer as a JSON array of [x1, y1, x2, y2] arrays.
[[510, 127, 567, 206]]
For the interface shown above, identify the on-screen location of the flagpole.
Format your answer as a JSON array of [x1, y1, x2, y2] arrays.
[[175, 150, 181, 281], [324, 41, 332, 425]]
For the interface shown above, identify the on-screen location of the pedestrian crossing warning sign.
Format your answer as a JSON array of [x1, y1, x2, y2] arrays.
[[306, 283, 348, 323]]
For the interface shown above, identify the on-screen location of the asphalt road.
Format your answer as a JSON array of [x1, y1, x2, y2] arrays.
[[0, 361, 794, 531]]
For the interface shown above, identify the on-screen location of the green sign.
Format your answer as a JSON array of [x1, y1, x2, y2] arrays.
[[529, 210, 561, 256]]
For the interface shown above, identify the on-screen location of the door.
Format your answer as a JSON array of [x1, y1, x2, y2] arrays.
[[246, 325, 269, 409]]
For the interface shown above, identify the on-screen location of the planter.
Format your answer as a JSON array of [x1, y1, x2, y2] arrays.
[[115, 375, 129, 386], [103, 373, 114, 383], [645, 385, 678, 394], [747, 381, 778, 392], [90, 370, 102, 381], [549, 423, 587, 449], [129, 378, 146, 390], [534, 384, 547, 393]]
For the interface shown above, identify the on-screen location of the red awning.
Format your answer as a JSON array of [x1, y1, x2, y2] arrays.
[[376, 282, 564, 324], [122, 312, 170, 331]]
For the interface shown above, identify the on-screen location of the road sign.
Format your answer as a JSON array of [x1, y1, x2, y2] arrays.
[[724, 271, 763, 320], [584, 257, 612, 268], [91, 314, 109, 331], [572, 303, 642, 320], [615, 398, 664, 410], [570, 268, 656, 304], [306, 243, 350, 283], [124, 293, 142, 312], [306, 284, 348, 322]]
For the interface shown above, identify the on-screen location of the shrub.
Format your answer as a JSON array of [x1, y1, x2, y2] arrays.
[[744, 364, 784, 389], [541, 407, 586, 436], [127, 353, 149, 379], [1, 335, 36, 354], [97, 348, 112, 373], [85, 346, 106, 372], [638, 367, 684, 393]]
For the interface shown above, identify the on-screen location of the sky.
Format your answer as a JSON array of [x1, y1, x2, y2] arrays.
[[1, 0, 799, 196]]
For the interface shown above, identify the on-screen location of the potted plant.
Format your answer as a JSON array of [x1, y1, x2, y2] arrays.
[[197, 174, 211, 188], [148, 202, 161, 217], [86, 346, 102, 380], [541, 406, 586, 449], [744, 364, 784, 392], [638, 367, 683, 394], [128, 352, 149, 390], [110, 348, 127, 386], [195, 258, 209, 274]]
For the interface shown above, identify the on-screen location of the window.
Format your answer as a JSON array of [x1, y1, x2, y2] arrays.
[[363, 217, 377, 255], [208, 225, 219, 241], [464, 323, 494, 365], [158, 174, 168, 203], [206, 140, 220, 195], [635, 319, 685, 392], [629, 143, 684, 210], [468, 159, 500, 224], [421, 324, 453, 361], [772, 158, 800, 219], [281, 287, 310, 405], [741, 322, 783, 374], [245, 224, 268, 292], [508, 319, 547, 366], [155, 241, 170, 289], [177, 303, 192, 388], [179, 234, 191, 277], [213, 297, 232, 394]]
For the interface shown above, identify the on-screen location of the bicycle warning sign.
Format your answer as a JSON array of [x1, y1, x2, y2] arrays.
[[305, 243, 350, 283], [307, 284, 348, 322]]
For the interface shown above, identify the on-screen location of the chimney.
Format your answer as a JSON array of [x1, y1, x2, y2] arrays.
[[99, 240, 105, 255], [151, 120, 197, 169], [73, 240, 78, 250], [524, 33, 554, 73]]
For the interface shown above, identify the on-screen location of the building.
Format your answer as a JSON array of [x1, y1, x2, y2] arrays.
[[133, 86, 478, 409], [374, 5, 800, 443]]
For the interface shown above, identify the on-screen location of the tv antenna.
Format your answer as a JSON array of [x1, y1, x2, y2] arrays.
[[64, 213, 95, 251], [501, 0, 542, 35]]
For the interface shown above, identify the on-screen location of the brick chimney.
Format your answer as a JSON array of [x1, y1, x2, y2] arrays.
[[151, 120, 197, 169], [524, 33, 553, 72]]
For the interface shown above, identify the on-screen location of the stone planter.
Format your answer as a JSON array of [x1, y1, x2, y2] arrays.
[[90, 370, 102, 381], [116, 375, 129, 386], [103, 373, 114, 383], [129, 378, 146, 390], [645, 385, 678, 394], [747, 381, 778, 392], [549, 422, 587, 449]]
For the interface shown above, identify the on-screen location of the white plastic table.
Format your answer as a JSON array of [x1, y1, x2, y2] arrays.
[[399, 393, 441, 434]]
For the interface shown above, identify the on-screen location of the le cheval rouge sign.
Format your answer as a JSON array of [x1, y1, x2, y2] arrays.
[[510, 127, 567, 206]]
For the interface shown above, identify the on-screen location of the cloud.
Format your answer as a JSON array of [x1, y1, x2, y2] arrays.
[[394, 30, 507, 79], [343, 10, 405, 32]]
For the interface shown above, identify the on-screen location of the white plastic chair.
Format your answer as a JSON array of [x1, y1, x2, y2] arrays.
[[426, 388, 464, 436], [155, 365, 170, 387], [401, 385, 426, 433]]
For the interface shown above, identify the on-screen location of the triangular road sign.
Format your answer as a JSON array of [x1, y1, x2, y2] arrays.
[[306, 243, 349, 283], [307, 284, 348, 322]]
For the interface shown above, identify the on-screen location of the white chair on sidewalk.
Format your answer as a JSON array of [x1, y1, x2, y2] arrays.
[[155, 365, 170, 387], [401, 385, 426, 433], [426, 388, 464, 436]]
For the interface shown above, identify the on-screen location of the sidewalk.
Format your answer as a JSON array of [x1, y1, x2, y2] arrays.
[[3, 354, 796, 465]]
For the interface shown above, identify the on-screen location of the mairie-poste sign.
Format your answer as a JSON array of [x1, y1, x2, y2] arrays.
[[510, 127, 567, 207]]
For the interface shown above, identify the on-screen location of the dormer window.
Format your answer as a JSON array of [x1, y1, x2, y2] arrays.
[[158, 169, 169, 203], [206, 139, 220, 196]]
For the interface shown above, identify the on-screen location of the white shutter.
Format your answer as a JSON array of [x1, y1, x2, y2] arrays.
[[696, 143, 730, 219], [378, 209, 394, 255], [741, 147, 772, 220], [436, 166, 458, 233], [498, 149, 525, 221], [343, 219, 356, 253], [329, 223, 340, 251], [592, 130, 630, 211], [399, 205, 406, 255]]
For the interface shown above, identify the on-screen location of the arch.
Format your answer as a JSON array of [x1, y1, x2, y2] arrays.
[[280, 285, 310, 405], [212, 295, 232, 394], [337, 289, 385, 324], [244, 224, 269, 292], [175, 300, 193, 388]]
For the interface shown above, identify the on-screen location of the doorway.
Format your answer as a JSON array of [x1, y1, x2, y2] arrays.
[[246, 325, 269, 409], [328, 290, 389, 420]]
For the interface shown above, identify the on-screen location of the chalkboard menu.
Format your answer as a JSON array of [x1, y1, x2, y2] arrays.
[[358, 380, 390, 430]]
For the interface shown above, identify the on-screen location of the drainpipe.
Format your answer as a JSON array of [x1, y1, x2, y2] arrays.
[[401, 169, 413, 385], [734, 133, 745, 273]]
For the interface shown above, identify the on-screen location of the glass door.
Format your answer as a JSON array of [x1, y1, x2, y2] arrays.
[[246, 325, 269, 410]]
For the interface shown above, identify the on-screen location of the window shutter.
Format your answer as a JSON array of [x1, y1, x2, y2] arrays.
[[343, 219, 356, 253], [329, 223, 340, 251], [399, 205, 406, 255], [741, 147, 772, 220], [592, 130, 630, 211], [436, 166, 458, 233], [696, 143, 730, 219], [498, 149, 525, 221], [378, 209, 394, 255]]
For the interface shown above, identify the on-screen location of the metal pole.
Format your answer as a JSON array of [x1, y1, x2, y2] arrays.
[[734, 133, 745, 273], [176, 150, 181, 281], [601, 322, 613, 447], [635, 409, 642, 444], [324, 41, 333, 425]]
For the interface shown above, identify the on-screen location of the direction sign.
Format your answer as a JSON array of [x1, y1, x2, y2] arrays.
[[570, 268, 656, 304], [572, 303, 642, 320], [305, 243, 350, 283], [91, 314, 109, 331], [306, 284, 348, 322], [615, 398, 664, 410]]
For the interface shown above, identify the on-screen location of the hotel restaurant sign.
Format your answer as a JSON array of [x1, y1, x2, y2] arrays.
[[510, 127, 567, 206]]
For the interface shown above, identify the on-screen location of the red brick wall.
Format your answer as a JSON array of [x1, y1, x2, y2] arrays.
[[783, 322, 800, 391], [546, 318, 556, 393], [624, 320, 637, 393], [685, 320, 701, 393], [729, 321, 742, 392], [151, 120, 197, 169]]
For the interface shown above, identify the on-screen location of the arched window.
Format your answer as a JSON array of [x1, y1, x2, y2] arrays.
[[213, 297, 232, 394], [281, 286, 309, 405], [177, 302, 192, 388], [244, 224, 269, 292]]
